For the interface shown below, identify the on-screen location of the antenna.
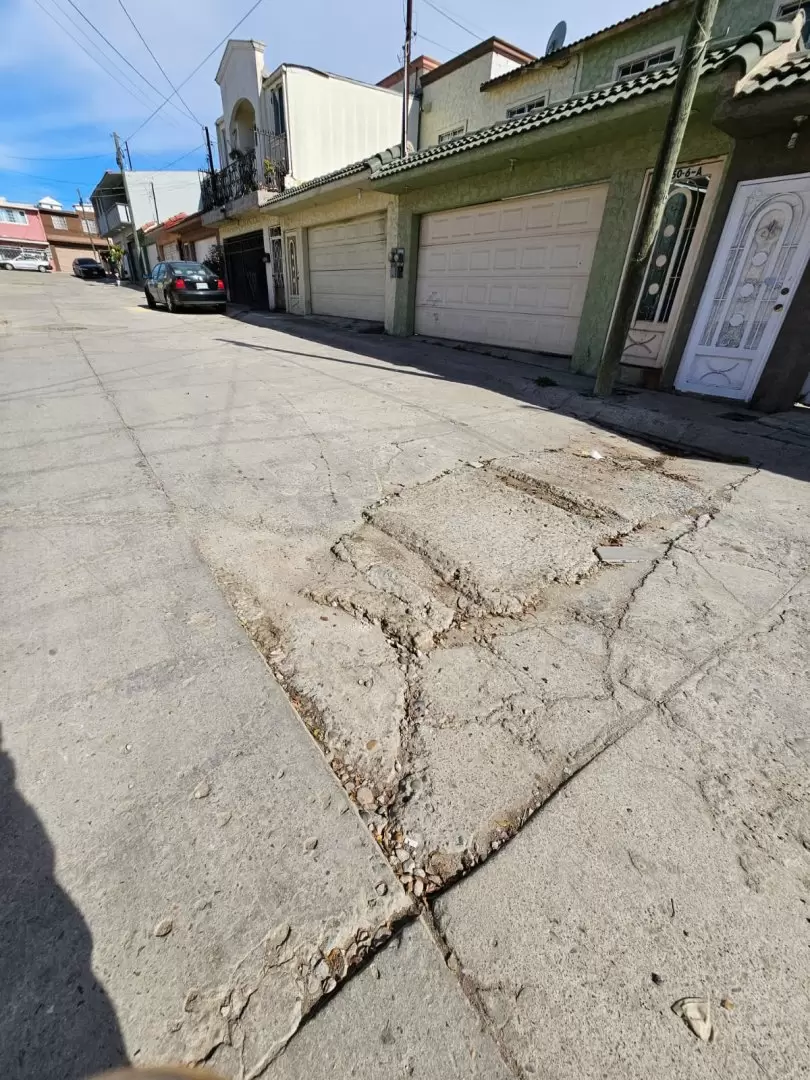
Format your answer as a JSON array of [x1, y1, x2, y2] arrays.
[[545, 20, 567, 56]]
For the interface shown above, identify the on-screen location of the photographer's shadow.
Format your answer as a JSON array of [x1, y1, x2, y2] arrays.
[[1, 735, 127, 1080]]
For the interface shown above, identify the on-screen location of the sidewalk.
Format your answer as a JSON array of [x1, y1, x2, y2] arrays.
[[230, 307, 810, 466]]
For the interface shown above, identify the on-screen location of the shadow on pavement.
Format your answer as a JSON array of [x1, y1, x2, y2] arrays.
[[0, 732, 127, 1080], [216, 315, 810, 485]]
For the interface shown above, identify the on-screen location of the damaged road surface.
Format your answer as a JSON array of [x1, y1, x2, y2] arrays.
[[2, 273, 809, 1079]]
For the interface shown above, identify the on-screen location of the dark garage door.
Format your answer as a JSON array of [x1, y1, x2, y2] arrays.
[[223, 231, 269, 309]]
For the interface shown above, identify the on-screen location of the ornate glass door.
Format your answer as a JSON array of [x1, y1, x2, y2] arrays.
[[622, 159, 724, 368], [675, 173, 810, 401]]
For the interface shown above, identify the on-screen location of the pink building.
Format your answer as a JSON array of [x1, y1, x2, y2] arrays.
[[0, 198, 50, 261]]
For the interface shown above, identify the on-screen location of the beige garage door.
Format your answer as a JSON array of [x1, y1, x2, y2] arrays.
[[415, 184, 608, 355], [308, 213, 386, 321]]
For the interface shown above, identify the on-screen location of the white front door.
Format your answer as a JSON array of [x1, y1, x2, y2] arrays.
[[675, 173, 810, 401], [414, 184, 608, 355]]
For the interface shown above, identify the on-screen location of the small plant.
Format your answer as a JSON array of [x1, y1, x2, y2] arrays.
[[203, 242, 225, 279]]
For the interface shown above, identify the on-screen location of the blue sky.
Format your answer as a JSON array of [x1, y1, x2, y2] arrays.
[[0, 0, 654, 206]]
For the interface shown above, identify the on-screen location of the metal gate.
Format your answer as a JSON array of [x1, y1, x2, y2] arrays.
[[223, 230, 269, 309]]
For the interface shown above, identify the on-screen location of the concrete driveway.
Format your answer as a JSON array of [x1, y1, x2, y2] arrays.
[[2, 272, 808, 1079]]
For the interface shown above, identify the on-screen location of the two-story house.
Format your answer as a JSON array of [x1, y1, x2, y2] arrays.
[[0, 197, 50, 265], [202, 39, 414, 309], [235, 0, 810, 410], [37, 197, 101, 271], [90, 169, 203, 281]]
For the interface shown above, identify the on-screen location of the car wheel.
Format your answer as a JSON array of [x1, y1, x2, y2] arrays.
[[38, 266, 48, 273], [165, 292, 177, 313], [2, 263, 12, 270], [145, 289, 157, 309]]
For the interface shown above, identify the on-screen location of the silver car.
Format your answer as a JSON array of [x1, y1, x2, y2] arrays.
[[1, 251, 52, 272]]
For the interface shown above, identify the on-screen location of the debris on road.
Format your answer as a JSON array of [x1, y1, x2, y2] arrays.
[[672, 996, 713, 1042]]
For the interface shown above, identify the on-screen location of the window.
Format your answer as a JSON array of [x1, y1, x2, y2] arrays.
[[287, 235, 299, 295], [616, 45, 677, 81], [81, 218, 98, 234], [506, 95, 547, 119], [51, 215, 68, 230], [437, 124, 466, 144], [0, 207, 28, 225]]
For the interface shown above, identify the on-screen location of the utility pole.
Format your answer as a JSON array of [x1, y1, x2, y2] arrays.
[[111, 132, 145, 282], [150, 181, 160, 224], [76, 188, 99, 259], [113, 131, 125, 170], [401, 0, 413, 157], [593, 0, 720, 397], [124, 141, 133, 170]]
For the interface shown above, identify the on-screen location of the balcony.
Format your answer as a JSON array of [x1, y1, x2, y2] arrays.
[[98, 203, 131, 235], [201, 133, 288, 213]]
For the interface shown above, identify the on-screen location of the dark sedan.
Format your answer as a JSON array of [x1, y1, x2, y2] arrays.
[[73, 258, 107, 279], [145, 261, 226, 313]]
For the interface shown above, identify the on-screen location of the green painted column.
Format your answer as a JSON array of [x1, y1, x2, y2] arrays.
[[384, 201, 419, 337], [571, 168, 646, 375]]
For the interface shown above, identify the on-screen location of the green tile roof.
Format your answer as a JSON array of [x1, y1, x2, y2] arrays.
[[372, 46, 733, 179], [739, 51, 810, 94], [265, 146, 402, 206]]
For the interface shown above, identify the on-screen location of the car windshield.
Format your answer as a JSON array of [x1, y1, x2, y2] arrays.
[[168, 262, 214, 281], [77, 259, 99, 266]]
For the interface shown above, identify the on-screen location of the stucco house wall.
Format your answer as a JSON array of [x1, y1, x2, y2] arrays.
[[419, 51, 525, 147], [0, 200, 48, 251], [480, 59, 580, 124], [123, 172, 202, 229], [282, 68, 403, 184], [215, 40, 265, 166], [576, 0, 772, 91]]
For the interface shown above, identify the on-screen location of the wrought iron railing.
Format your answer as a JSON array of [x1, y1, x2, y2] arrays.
[[201, 149, 258, 211], [201, 132, 289, 212]]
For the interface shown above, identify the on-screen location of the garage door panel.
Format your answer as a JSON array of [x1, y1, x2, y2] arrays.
[[308, 214, 386, 321], [416, 275, 587, 318], [416, 306, 576, 354], [416, 185, 606, 354]]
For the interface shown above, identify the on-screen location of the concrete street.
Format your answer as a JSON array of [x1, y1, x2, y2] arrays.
[[1, 271, 808, 1080]]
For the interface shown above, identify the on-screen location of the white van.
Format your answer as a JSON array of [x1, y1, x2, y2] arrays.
[[1, 251, 52, 272]]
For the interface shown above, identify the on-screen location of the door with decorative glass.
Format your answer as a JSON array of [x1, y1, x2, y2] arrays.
[[675, 173, 810, 401], [621, 159, 725, 368]]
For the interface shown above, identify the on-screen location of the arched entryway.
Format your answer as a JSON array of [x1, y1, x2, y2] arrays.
[[229, 99, 256, 155]]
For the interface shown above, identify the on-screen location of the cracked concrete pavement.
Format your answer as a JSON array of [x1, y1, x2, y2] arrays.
[[2, 273, 808, 1078]]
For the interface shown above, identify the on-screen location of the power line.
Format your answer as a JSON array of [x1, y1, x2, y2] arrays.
[[47, 0, 178, 118], [420, 0, 482, 41], [0, 151, 111, 163], [413, 31, 455, 54], [159, 144, 205, 169], [126, 0, 266, 142], [61, 0, 199, 126], [116, 0, 203, 126], [33, 0, 158, 113]]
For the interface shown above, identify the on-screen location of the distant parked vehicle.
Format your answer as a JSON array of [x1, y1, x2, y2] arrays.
[[144, 261, 226, 314], [1, 251, 52, 272], [73, 258, 107, 279]]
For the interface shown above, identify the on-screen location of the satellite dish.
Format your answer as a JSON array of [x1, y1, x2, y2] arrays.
[[545, 20, 567, 56]]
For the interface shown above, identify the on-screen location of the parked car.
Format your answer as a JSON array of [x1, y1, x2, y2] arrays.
[[144, 261, 226, 313], [1, 251, 52, 272], [73, 258, 107, 279]]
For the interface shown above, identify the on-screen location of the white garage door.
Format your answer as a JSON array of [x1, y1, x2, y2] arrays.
[[415, 184, 608, 355], [308, 213, 386, 321]]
